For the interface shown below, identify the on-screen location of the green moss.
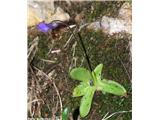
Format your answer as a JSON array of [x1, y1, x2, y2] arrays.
[[36, 35, 49, 59]]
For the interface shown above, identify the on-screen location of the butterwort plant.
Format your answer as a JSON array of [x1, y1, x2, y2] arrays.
[[70, 63, 127, 118]]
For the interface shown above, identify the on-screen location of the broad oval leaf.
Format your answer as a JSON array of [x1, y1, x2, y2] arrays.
[[62, 107, 69, 120], [73, 82, 89, 97], [80, 86, 95, 117], [98, 79, 127, 96], [70, 68, 92, 82]]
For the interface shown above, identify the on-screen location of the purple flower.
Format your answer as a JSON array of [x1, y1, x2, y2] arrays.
[[37, 22, 59, 33]]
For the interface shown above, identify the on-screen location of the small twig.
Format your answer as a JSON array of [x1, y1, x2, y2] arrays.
[[69, 41, 77, 71], [33, 66, 63, 119], [72, 41, 77, 67], [40, 59, 56, 63], [102, 110, 132, 120], [51, 49, 61, 54], [78, 23, 90, 32], [63, 27, 77, 48], [80, 56, 85, 67], [28, 99, 44, 105], [101, 112, 109, 120]]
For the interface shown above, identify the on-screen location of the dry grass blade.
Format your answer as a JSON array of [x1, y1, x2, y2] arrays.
[[102, 110, 132, 120], [40, 58, 56, 64], [28, 65, 43, 117], [28, 37, 39, 63], [63, 27, 77, 48], [33, 66, 63, 120]]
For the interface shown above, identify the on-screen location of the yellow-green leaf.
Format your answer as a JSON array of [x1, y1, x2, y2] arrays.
[[70, 68, 92, 82], [80, 86, 95, 117], [98, 79, 127, 96], [93, 63, 103, 81], [73, 83, 89, 97]]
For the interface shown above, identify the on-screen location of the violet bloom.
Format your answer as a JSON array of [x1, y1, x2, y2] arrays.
[[37, 22, 59, 33]]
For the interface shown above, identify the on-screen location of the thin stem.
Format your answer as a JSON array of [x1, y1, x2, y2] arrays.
[[77, 32, 93, 72]]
